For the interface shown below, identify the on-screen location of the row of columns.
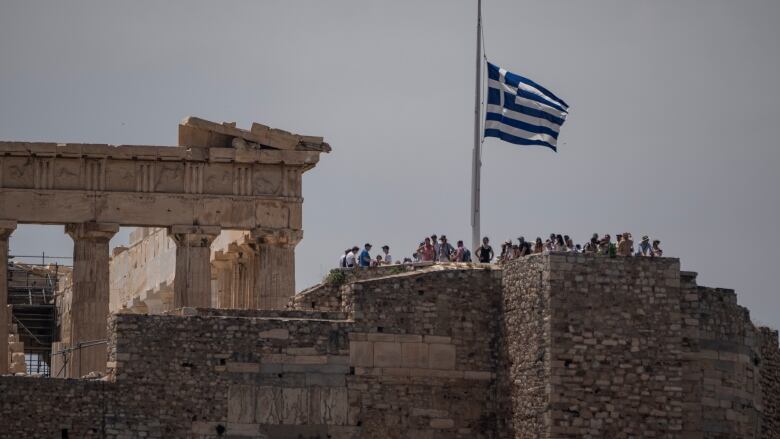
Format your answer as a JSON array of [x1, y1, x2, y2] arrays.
[[0, 221, 299, 378], [211, 229, 301, 310]]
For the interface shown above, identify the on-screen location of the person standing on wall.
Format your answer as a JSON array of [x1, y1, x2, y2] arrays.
[[476, 236, 494, 263], [359, 243, 372, 268]]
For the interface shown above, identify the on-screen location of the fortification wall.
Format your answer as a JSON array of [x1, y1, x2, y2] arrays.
[[1, 266, 503, 439], [498, 254, 780, 438], [1, 256, 779, 438]]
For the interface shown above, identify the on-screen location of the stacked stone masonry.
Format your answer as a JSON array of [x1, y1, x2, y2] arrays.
[[1, 255, 779, 438], [0, 116, 329, 378]]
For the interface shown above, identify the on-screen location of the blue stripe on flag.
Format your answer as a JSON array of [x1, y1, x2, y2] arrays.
[[484, 128, 557, 152]]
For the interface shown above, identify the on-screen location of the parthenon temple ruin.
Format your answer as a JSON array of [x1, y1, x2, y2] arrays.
[[1, 117, 779, 438]]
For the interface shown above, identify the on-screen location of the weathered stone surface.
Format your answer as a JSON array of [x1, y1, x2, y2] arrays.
[[0, 256, 777, 439]]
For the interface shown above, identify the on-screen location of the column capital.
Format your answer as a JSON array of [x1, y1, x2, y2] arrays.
[[0, 220, 17, 240], [249, 228, 302, 247], [65, 222, 119, 241], [168, 225, 221, 248]]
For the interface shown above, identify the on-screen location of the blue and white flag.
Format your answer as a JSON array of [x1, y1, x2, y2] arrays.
[[484, 62, 569, 152]]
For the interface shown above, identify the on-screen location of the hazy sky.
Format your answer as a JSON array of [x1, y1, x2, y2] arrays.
[[1, 1, 779, 327]]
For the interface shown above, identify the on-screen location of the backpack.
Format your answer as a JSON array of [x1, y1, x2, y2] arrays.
[[463, 249, 472, 262]]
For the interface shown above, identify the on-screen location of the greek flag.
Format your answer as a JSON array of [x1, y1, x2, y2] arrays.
[[484, 62, 569, 152]]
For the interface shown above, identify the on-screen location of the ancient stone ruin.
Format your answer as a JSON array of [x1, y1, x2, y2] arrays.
[[1, 118, 779, 438]]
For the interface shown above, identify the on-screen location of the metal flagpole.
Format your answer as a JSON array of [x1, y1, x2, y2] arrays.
[[470, 0, 483, 254]]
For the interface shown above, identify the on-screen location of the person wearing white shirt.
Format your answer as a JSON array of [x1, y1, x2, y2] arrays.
[[381, 245, 392, 265], [345, 246, 358, 268]]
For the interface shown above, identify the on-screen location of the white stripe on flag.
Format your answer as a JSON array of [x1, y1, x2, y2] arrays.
[[489, 79, 568, 119], [485, 119, 559, 146], [485, 104, 562, 134]]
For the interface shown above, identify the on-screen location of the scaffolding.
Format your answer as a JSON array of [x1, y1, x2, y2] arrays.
[[7, 255, 70, 376]]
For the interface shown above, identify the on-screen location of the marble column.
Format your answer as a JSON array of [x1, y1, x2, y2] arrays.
[[0, 220, 17, 375], [65, 222, 119, 378], [248, 228, 302, 310], [211, 254, 235, 309], [168, 225, 220, 308]]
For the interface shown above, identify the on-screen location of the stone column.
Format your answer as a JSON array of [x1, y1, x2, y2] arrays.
[[65, 222, 119, 378], [211, 253, 235, 309], [0, 220, 17, 375], [168, 225, 220, 308], [248, 228, 302, 310]]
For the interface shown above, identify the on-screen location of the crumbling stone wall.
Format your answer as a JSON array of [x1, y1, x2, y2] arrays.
[[758, 328, 780, 438], [679, 272, 764, 438], [1, 266, 503, 438]]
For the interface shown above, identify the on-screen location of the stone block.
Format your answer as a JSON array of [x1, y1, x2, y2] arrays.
[[8, 341, 23, 353], [402, 342, 429, 369], [367, 333, 397, 342], [349, 341, 373, 367], [428, 344, 456, 370], [429, 418, 455, 429], [290, 355, 328, 365], [373, 342, 402, 368], [287, 347, 318, 356], [227, 423, 261, 437], [227, 362, 260, 373], [228, 385, 256, 424], [282, 388, 309, 425], [320, 387, 348, 426], [424, 335, 452, 344], [256, 386, 283, 425], [257, 328, 289, 339]]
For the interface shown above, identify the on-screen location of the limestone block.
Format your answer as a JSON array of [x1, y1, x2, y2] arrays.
[[286, 347, 317, 355], [320, 387, 348, 426], [226, 423, 261, 437], [11, 352, 25, 364], [402, 342, 429, 369], [429, 419, 455, 429], [228, 385, 256, 424], [349, 341, 373, 367], [282, 388, 309, 425], [11, 361, 26, 374], [424, 335, 452, 344], [428, 344, 456, 370], [256, 386, 283, 425], [226, 362, 260, 373], [8, 342, 23, 353], [373, 342, 402, 368], [257, 328, 289, 339]]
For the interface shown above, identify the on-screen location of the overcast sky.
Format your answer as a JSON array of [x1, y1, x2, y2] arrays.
[[1, 1, 779, 327]]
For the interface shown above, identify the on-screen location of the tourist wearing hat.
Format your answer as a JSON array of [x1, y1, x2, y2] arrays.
[[637, 236, 652, 256], [437, 235, 455, 262]]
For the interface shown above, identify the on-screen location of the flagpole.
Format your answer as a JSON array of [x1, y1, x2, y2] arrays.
[[471, 0, 483, 254]]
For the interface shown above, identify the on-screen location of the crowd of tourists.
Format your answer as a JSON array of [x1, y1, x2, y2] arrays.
[[337, 232, 663, 268]]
